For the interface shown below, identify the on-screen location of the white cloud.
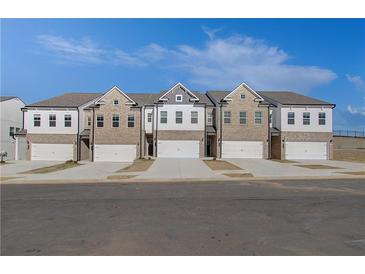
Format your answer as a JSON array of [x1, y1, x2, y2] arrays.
[[202, 26, 223, 40], [346, 74, 364, 90], [37, 33, 337, 92], [347, 105, 365, 116]]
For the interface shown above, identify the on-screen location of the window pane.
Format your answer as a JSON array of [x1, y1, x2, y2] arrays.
[[191, 111, 198, 124], [9, 127, 14, 136], [87, 116, 91, 126], [64, 114, 72, 127], [224, 111, 231, 124], [112, 114, 119, 128], [303, 112, 310, 125], [176, 111, 183, 124], [97, 115, 104, 127], [288, 112, 295, 125], [49, 114, 56, 127], [239, 111, 247, 124], [319, 112, 326, 125], [255, 112, 262, 124], [160, 111, 167, 124], [147, 113, 152, 122], [34, 114, 41, 127], [128, 114, 135, 128], [207, 112, 213, 124]]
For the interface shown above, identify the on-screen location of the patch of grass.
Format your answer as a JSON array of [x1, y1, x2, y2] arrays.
[[107, 175, 136, 180], [223, 173, 253, 178], [295, 164, 341, 170], [203, 160, 242, 170], [333, 149, 365, 163], [337, 171, 365, 176], [21, 161, 80, 174], [271, 159, 298, 164], [117, 159, 154, 173]]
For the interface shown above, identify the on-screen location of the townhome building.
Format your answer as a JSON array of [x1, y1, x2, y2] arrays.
[[18, 82, 335, 162], [0, 96, 25, 160]]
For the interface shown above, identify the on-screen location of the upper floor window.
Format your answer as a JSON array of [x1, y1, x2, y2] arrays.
[[87, 116, 92, 127], [288, 112, 295, 125], [49, 114, 56, 127], [175, 95, 183, 102], [191, 111, 198, 124], [33, 114, 41, 127], [176, 111, 183, 124], [16, 127, 20, 133], [240, 93, 245, 100], [160, 111, 167, 124], [97, 114, 104, 127], [224, 111, 231, 124], [254, 111, 262, 124], [9, 126, 14, 137], [64, 114, 72, 127], [127, 114, 135, 128], [269, 113, 272, 124], [319, 112, 326, 125], [147, 112, 152, 123], [303, 112, 310, 125], [207, 112, 213, 125], [113, 100, 119, 105], [112, 114, 120, 128], [239, 111, 247, 124]]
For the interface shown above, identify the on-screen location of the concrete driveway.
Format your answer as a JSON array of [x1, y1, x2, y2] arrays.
[[226, 159, 365, 178], [136, 158, 224, 180], [24, 162, 131, 181], [0, 160, 62, 177]]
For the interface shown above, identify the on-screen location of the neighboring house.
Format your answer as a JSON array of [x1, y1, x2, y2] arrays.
[[0, 96, 25, 160], [20, 82, 335, 162]]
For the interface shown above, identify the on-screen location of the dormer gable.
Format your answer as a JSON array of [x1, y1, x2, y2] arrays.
[[95, 86, 136, 106], [158, 83, 199, 103], [223, 82, 264, 103]]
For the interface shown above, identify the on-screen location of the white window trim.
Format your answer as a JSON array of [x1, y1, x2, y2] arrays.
[[175, 95, 183, 102]]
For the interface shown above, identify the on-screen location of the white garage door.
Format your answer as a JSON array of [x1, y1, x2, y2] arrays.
[[31, 143, 73, 161], [94, 144, 136, 162], [286, 141, 327, 160], [222, 141, 263, 159], [158, 140, 200, 158]]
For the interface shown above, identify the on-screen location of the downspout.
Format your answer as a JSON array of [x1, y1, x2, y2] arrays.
[[91, 107, 96, 162], [155, 103, 159, 157], [219, 103, 223, 158], [77, 107, 80, 162], [267, 105, 271, 159], [140, 106, 143, 158], [204, 104, 207, 157]]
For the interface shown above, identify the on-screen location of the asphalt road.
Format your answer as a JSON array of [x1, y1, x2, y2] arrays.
[[1, 179, 365, 255]]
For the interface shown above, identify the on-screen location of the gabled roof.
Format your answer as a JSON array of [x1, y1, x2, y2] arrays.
[[127, 93, 160, 106], [223, 82, 264, 102], [258, 91, 335, 107], [95, 86, 136, 105], [206, 91, 230, 104], [158, 83, 199, 102], [26, 93, 102, 108]]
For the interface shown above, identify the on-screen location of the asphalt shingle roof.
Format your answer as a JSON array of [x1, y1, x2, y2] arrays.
[[258, 91, 334, 106], [27, 93, 102, 108]]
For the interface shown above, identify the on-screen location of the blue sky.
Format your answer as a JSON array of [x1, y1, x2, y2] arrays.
[[1, 19, 365, 130]]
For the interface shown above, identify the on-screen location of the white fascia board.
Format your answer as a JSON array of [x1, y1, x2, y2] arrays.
[[95, 86, 136, 105], [158, 82, 200, 102]]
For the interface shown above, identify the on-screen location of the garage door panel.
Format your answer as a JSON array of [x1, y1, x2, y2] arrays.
[[222, 141, 263, 159], [158, 140, 199, 158], [286, 142, 327, 160], [31, 144, 73, 161], [94, 145, 136, 162]]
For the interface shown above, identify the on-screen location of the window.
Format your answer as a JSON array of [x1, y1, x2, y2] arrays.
[[224, 111, 231, 124], [176, 111, 183, 124], [16, 128, 20, 133], [288, 112, 295, 125], [64, 114, 72, 127], [191, 111, 198, 124], [113, 100, 119, 105], [239, 111, 247, 124], [34, 114, 41, 127], [87, 116, 92, 127], [175, 95, 183, 102], [49, 114, 56, 127], [112, 114, 120, 128], [319, 112, 326, 125], [127, 114, 135, 128], [240, 93, 245, 100], [97, 115, 104, 127], [9, 126, 14, 136], [147, 112, 152, 123], [160, 111, 167, 124], [207, 112, 213, 125], [303, 112, 310, 125], [254, 111, 262, 124], [269, 113, 272, 124]]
